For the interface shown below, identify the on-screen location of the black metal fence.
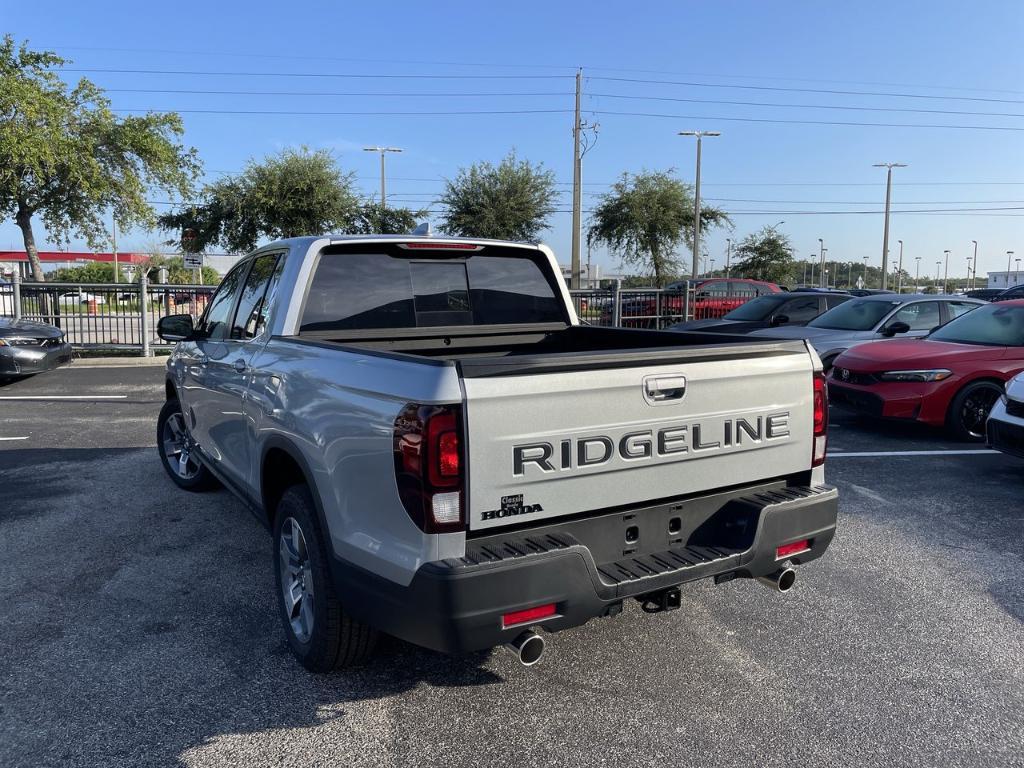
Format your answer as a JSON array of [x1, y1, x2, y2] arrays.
[[569, 287, 760, 328], [0, 279, 216, 350]]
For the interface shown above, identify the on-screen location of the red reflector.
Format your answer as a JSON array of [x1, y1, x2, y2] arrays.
[[502, 603, 556, 628], [776, 539, 810, 559], [438, 431, 459, 477], [399, 242, 482, 250]]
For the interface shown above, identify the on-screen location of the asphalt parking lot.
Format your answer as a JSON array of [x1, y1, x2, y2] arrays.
[[1, 364, 1022, 768]]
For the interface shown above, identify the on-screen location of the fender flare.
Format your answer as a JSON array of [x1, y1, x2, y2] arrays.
[[258, 434, 331, 537]]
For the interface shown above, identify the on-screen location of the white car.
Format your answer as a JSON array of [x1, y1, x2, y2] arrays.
[[987, 371, 1024, 459]]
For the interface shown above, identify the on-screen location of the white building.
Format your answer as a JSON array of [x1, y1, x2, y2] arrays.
[[987, 270, 1024, 289]]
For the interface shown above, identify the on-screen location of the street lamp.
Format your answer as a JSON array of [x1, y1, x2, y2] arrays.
[[679, 131, 720, 280], [821, 248, 828, 287], [363, 146, 403, 209], [847, 261, 853, 288], [1016, 258, 1021, 286], [725, 238, 732, 278], [1008, 251, 1016, 286], [935, 260, 942, 289], [709, 258, 716, 276], [818, 238, 825, 288], [915, 256, 922, 291], [896, 239, 904, 293], [863, 256, 870, 288], [943, 249, 951, 293], [971, 240, 978, 290], [873, 162, 907, 290]]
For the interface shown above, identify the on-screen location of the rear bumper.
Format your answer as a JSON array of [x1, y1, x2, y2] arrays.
[[0, 343, 73, 376], [330, 483, 838, 654]]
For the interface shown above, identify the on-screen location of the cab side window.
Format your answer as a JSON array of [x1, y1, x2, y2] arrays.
[[946, 301, 979, 320], [197, 263, 248, 341], [231, 253, 286, 340], [778, 296, 821, 323], [891, 301, 942, 331]]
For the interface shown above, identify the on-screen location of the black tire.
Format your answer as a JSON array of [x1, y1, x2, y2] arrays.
[[156, 399, 218, 491], [946, 380, 1003, 442], [273, 485, 378, 671]]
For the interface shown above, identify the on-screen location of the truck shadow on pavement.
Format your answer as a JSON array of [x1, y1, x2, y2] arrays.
[[0, 447, 509, 768]]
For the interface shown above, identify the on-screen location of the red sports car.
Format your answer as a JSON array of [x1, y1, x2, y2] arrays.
[[828, 299, 1024, 440]]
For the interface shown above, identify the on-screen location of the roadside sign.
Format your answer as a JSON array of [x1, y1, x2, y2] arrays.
[[182, 252, 203, 269]]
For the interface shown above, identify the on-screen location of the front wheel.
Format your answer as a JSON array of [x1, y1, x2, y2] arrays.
[[947, 381, 1003, 442], [156, 399, 218, 491], [273, 485, 378, 671]]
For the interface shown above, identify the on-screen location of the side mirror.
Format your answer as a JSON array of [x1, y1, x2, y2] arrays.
[[770, 314, 790, 327], [157, 313, 195, 342], [883, 320, 911, 337]]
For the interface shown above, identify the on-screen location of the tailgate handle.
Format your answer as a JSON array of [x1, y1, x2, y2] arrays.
[[644, 375, 687, 403]]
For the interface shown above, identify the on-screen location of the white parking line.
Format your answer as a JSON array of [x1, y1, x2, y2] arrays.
[[829, 449, 1000, 457], [0, 395, 128, 401], [0, 436, 29, 441]]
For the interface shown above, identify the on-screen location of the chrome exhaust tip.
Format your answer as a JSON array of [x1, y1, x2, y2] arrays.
[[757, 567, 797, 593], [505, 630, 546, 666]]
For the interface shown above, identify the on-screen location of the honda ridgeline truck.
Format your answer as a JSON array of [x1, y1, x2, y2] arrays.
[[156, 234, 837, 669]]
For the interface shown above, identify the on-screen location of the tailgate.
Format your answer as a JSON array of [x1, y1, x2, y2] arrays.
[[461, 344, 816, 531]]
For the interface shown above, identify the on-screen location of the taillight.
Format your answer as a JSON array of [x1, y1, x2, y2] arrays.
[[502, 603, 557, 629], [394, 403, 465, 533], [812, 370, 828, 467], [776, 539, 811, 559]]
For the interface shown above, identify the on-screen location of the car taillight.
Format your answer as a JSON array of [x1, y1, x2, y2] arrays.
[[812, 370, 828, 467], [502, 603, 557, 629], [776, 539, 811, 559], [394, 403, 465, 533]]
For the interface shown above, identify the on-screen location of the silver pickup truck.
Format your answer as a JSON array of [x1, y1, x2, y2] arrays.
[[156, 234, 837, 669]]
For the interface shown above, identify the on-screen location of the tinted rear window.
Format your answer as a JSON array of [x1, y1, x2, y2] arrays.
[[300, 246, 566, 332]]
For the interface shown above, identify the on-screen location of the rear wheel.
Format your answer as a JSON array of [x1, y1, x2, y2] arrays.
[[947, 381, 1003, 442], [157, 399, 218, 491], [273, 485, 378, 670]]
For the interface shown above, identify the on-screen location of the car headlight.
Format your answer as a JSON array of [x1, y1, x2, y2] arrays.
[[0, 337, 39, 347], [878, 369, 953, 382]]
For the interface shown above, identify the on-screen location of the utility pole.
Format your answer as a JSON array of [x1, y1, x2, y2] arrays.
[[817, 239, 826, 288], [943, 249, 951, 293], [873, 162, 906, 290], [112, 215, 119, 284], [570, 69, 583, 289], [725, 238, 732, 278], [679, 130, 720, 281], [897, 239, 904, 293], [915, 256, 921, 291], [363, 146, 402, 210]]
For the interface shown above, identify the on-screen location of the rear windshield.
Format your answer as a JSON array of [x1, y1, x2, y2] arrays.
[[808, 299, 895, 331], [299, 245, 567, 332], [929, 304, 1024, 346], [722, 294, 789, 321]]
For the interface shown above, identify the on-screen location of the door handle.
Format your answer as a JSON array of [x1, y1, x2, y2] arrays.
[[233, 358, 248, 373], [643, 375, 687, 403]]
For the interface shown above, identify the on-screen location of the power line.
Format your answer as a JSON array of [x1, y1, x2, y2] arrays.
[[61, 67, 570, 80], [594, 109, 1024, 132], [589, 76, 1024, 106], [114, 108, 572, 116], [106, 88, 573, 97], [588, 92, 1024, 119]]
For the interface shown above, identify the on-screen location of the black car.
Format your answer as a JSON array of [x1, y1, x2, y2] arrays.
[[965, 288, 1004, 301], [0, 318, 73, 378], [993, 285, 1024, 302], [846, 289, 897, 297], [669, 291, 851, 334]]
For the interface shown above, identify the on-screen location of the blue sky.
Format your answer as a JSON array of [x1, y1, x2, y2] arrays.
[[4, 0, 1023, 280]]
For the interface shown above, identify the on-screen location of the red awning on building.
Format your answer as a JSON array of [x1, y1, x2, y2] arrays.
[[0, 251, 149, 264]]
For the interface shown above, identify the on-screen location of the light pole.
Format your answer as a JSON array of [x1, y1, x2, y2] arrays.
[[971, 240, 978, 290], [966, 257, 973, 293], [1008, 251, 1016, 286], [679, 131, 720, 280], [363, 146, 403, 209], [896, 239, 904, 293], [818, 238, 825, 288], [1016, 258, 1021, 286], [915, 256, 922, 291], [847, 261, 853, 288], [873, 162, 907, 290], [935, 261, 941, 290], [709, 258, 716, 276], [821, 248, 828, 287], [863, 256, 870, 288], [725, 238, 732, 278], [943, 249, 951, 293]]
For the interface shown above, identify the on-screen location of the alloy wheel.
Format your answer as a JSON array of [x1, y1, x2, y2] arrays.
[[162, 411, 201, 480], [279, 517, 315, 644]]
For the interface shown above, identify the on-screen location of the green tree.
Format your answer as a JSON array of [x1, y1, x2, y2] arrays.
[[49, 262, 116, 283], [437, 151, 557, 240], [587, 170, 730, 286], [0, 36, 200, 282], [351, 203, 425, 235], [158, 147, 360, 253], [730, 227, 794, 284]]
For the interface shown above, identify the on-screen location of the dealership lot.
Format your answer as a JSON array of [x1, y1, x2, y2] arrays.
[[1, 365, 1021, 768]]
